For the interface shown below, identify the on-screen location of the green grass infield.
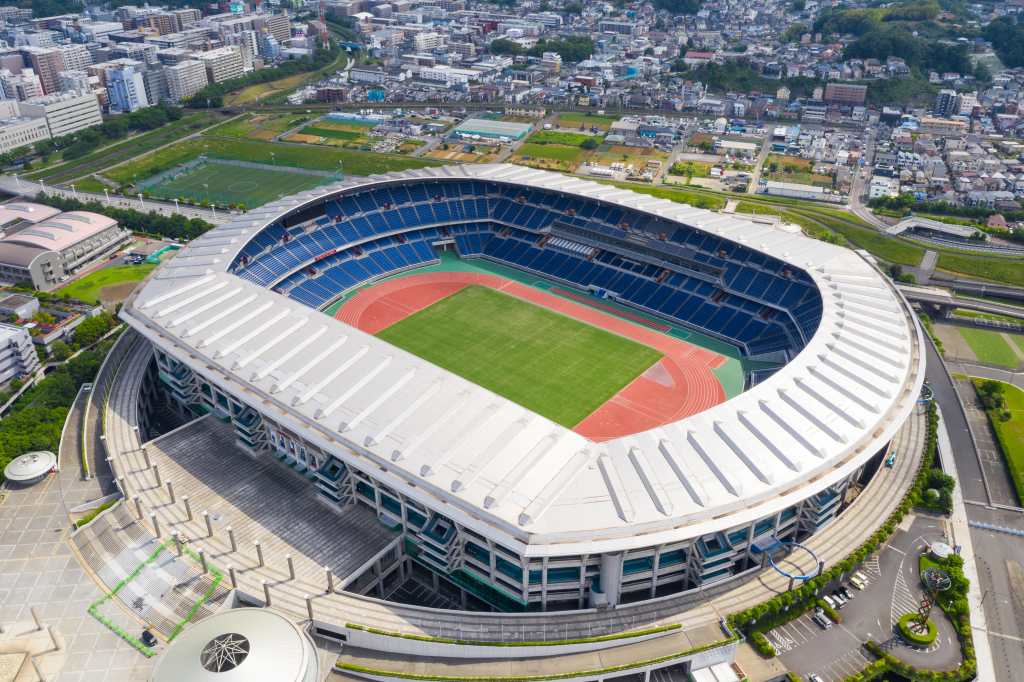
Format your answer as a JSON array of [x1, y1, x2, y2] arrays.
[[376, 285, 662, 428]]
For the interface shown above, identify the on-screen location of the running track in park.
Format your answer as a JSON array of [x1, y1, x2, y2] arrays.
[[335, 272, 727, 442]]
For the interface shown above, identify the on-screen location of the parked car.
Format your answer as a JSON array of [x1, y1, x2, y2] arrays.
[[822, 595, 838, 610], [831, 590, 847, 608], [839, 586, 854, 601], [811, 613, 833, 630], [850, 576, 866, 590], [809, 675, 825, 682]]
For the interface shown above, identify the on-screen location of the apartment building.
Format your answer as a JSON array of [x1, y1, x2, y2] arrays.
[[196, 45, 245, 84], [166, 59, 209, 101], [0, 324, 40, 386]]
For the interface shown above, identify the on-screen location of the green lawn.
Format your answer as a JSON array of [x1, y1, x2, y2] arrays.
[[958, 327, 1020, 368], [515, 142, 585, 162], [146, 161, 330, 208], [299, 126, 365, 141], [104, 137, 441, 186], [58, 264, 156, 304], [952, 309, 1024, 325], [376, 286, 662, 427], [556, 112, 619, 131], [973, 379, 1024, 505], [526, 130, 599, 146]]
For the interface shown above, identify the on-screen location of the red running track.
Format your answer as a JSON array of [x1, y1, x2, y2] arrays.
[[335, 272, 727, 442]]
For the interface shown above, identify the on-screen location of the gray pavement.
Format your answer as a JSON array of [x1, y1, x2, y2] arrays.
[[953, 377, 1020, 508], [924, 337, 1024, 682], [0, 479, 154, 682], [776, 515, 962, 682]]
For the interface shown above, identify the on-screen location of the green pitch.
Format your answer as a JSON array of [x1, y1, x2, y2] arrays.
[[376, 285, 662, 427], [147, 162, 330, 208]]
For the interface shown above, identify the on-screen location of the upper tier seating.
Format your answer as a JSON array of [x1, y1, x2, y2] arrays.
[[230, 180, 822, 358]]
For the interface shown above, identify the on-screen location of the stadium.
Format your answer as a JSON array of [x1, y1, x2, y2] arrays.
[[117, 163, 924, 624]]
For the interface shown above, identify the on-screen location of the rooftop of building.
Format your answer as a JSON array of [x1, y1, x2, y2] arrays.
[[1, 210, 117, 253], [0, 203, 62, 230]]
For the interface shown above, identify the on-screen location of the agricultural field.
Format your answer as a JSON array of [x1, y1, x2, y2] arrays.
[[58, 263, 156, 305], [102, 137, 441, 187], [556, 112, 620, 131], [525, 130, 602, 146], [204, 113, 312, 141], [762, 154, 834, 188], [588, 145, 669, 174], [144, 160, 331, 209], [377, 285, 661, 428], [424, 143, 501, 164], [510, 142, 588, 172]]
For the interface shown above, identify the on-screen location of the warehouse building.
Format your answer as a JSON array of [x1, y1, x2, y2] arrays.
[[450, 118, 532, 141]]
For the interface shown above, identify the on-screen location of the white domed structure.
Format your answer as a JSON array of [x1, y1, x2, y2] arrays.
[[150, 608, 319, 682], [3, 451, 56, 485]]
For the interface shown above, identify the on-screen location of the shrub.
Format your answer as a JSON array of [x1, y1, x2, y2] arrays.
[[897, 613, 937, 646], [750, 630, 775, 658]]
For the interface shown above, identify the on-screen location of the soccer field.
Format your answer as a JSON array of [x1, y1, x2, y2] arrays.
[[376, 286, 662, 427], [146, 162, 330, 208]]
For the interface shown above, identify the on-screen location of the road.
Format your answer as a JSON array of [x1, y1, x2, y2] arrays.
[[924, 338, 1024, 682], [0, 174, 233, 224], [746, 135, 772, 194], [845, 126, 886, 229]]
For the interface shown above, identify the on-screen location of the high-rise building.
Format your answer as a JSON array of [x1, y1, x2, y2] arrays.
[[196, 45, 244, 83], [0, 114, 50, 154], [934, 88, 958, 118], [261, 13, 291, 43], [141, 65, 169, 104], [20, 92, 103, 138], [57, 70, 94, 95], [20, 47, 64, 94], [106, 62, 150, 112], [0, 68, 44, 100], [166, 59, 209, 101], [823, 82, 867, 106], [56, 44, 92, 72]]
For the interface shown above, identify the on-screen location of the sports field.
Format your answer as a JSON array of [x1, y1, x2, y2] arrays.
[[146, 162, 330, 208], [376, 285, 663, 428]]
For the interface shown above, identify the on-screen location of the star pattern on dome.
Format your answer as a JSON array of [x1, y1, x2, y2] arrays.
[[200, 632, 251, 672]]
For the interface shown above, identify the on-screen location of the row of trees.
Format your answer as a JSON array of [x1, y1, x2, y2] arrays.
[[0, 333, 119, 484], [36, 104, 185, 163], [35, 193, 214, 242], [185, 44, 341, 108], [489, 36, 595, 63], [1, 105, 185, 170]]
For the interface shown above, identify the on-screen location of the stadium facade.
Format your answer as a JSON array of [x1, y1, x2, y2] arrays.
[[121, 164, 924, 613]]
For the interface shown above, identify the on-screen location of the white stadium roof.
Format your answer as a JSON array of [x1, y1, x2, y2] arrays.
[[123, 164, 924, 556]]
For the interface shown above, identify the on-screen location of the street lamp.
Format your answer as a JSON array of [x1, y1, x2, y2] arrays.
[[71, 184, 78, 199], [13, 173, 20, 190], [174, 198, 180, 212], [104, 188, 110, 205], [138, 193, 145, 210], [211, 203, 217, 219]]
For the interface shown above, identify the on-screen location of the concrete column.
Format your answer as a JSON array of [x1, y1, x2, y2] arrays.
[[598, 552, 624, 607], [203, 510, 213, 538], [227, 526, 237, 552], [255, 540, 264, 567], [199, 547, 208, 574], [152, 464, 161, 487], [182, 496, 192, 521], [172, 531, 182, 557], [133, 496, 143, 519], [105, 457, 116, 478], [166, 480, 175, 504], [262, 580, 271, 606], [325, 565, 334, 593], [305, 594, 314, 622], [150, 512, 160, 538], [142, 446, 151, 469], [228, 565, 237, 588], [287, 554, 295, 580], [117, 476, 126, 492]]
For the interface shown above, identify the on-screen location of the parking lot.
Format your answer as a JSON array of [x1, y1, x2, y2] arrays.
[[776, 515, 963, 681]]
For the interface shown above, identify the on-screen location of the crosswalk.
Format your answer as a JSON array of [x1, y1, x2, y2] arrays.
[[890, 561, 921, 626]]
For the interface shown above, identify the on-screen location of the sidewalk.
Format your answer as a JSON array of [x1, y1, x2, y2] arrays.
[[935, 404, 996, 682]]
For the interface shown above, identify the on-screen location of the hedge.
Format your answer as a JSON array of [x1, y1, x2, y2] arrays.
[[345, 622, 681, 646], [816, 598, 841, 624], [897, 613, 937, 646], [337, 633, 740, 681]]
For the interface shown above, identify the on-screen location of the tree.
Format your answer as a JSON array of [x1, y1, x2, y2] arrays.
[[72, 313, 115, 348], [580, 137, 599, 150], [49, 341, 71, 362]]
